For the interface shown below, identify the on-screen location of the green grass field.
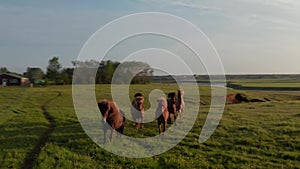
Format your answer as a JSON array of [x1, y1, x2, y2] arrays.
[[1, 84, 300, 168], [228, 78, 300, 90]]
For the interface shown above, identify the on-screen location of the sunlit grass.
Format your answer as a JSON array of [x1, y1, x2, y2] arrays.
[[1, 84, 300, 168]]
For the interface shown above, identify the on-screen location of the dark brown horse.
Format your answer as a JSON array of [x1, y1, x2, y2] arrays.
[[131, 93, 145, 129], [155, 97, 169, 134], [98, 100, 125, 143], [167, 92, 177, 124]]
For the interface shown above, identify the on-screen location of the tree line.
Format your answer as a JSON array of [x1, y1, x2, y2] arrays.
[[1, 56, 153, 85]]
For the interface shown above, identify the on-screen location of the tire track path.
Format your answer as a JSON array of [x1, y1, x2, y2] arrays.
[[21, 92, 61, 169]]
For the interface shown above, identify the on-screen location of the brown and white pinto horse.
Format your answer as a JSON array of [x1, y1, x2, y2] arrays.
[[176, 89, 185, 119], [131, 93, 145, 129], [98, 100, 125, 144], [155, 97, 169, 135]]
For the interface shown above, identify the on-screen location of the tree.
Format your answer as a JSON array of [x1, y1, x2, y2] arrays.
[[106, 61, 114, 83], [25, 67, 44, 83], [72, 60, 100, 84], [0, 67, 8, 73], [46, 56, 62, 84], [112, 61, 153, 84], [72, 60, 152, 84], [96, 60, 120, 84], [61, 68, 74, 84]]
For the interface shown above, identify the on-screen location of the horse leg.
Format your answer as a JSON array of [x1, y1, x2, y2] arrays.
[[117, 125, 124, 139], [178, 109, 182, 119], [135, 118, 139, 130], [181, 108, 184, 119], [163, 122, 166, 134], [167, 113, 172, 124], [158, 122, 161, 135], [174, 112, 177, 125], [141, 114, 144, 129]]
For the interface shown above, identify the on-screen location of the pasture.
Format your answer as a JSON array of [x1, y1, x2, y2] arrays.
[[227, 77, 300, 91], [1, 83, 300, 168]]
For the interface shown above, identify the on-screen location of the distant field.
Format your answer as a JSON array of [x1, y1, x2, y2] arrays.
[[230, 82, 300, 88], [227, 78, 300, 91], [1, 84, 300, 168]]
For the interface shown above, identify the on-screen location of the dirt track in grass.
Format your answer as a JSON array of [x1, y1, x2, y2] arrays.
[[21, 92, 61, 169]]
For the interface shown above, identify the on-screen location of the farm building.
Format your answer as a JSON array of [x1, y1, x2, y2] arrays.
[[0, 73, 29, 86]]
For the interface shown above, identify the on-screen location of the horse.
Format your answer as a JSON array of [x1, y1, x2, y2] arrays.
[[155, 97, 169, 135], [167, 92, 177, 124], [98, 100, 125, 144], [131, 93, 145, 129], [176, 89, 185, 119]]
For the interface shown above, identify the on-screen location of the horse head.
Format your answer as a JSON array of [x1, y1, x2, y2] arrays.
[[98, 100, 119, 124], [133, 96, 144, 111]]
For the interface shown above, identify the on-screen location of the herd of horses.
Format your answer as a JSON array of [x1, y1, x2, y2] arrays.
[[98, 90, 185, 143]]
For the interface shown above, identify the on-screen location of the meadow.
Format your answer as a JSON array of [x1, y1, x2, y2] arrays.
[[227, 77, 300, 91], [1, 83, 300, 168]]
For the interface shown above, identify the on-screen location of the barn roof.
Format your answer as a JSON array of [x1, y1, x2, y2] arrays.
[[0, 73, 25, 79]]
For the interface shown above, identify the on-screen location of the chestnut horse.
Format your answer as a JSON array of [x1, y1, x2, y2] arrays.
[[176, 89, 185, 119], [131, 93, 145, 129], [98, 100, 125, 143], [155, 97, 169, 134]]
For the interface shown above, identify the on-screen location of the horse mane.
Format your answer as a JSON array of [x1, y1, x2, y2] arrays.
[[98, 100, 120, 115], [168, 92, 176, 99], [156, 97, 167, 117], [134, 93, 143, 97], [176, 90, 184, 110], [110, 101, 119, 112], [177, 90, 182, 105], [157, 97, 167, 108], [177, 90, 183, 105]]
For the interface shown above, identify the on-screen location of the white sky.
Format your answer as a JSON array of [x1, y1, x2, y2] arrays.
[[1, 0, 300, 74]]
